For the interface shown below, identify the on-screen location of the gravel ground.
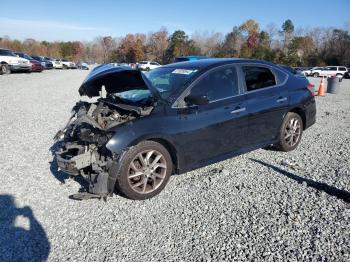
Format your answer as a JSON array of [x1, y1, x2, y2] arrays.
[[0, 70, 349, 261]]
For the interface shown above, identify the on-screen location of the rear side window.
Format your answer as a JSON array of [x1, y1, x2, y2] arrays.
[[242, 66, 276, 91], [190, 66, 238, 101], [339, 67, 347, 71]]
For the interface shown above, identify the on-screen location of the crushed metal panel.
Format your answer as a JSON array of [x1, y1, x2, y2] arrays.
[[73, 150, 97, 169], [87, 104, 97, 116]]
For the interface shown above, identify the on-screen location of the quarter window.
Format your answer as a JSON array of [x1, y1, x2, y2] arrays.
[[242, 66, 276, 91], [190, 66, 238, 101]]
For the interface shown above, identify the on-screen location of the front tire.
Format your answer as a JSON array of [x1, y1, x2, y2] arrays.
[[313, 73, 319, 77], [115, 141, 173, 200], [274, 112, 303, 152], [1, 64, 10, 74]]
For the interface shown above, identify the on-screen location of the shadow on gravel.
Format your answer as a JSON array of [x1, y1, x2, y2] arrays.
[[0, 195, 50, 262], [49, 141, 89, 192], [251, 159, 350, 203]]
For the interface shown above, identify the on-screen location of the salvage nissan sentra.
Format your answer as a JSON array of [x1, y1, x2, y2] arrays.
[[54, 58, 316, 200]]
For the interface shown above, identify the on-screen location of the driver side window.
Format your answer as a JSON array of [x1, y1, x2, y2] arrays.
[[190, 66, 238, 102]]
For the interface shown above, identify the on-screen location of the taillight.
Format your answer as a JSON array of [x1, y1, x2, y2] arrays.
[[306, 83, 316, 96]]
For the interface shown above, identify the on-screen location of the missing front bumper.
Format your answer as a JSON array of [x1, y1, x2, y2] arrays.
[[55, 142, 118, 196], [56, 143, 94, 176]]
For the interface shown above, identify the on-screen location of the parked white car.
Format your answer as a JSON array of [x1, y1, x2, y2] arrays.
[[52, 59, 63, 69], [308, 67, 324, 77], [61, 59, 77, 69], [137, 61, 161, 71], [0, 48, 31, 74], [301, 68, 313, 76], [319, 66, 348, 77]]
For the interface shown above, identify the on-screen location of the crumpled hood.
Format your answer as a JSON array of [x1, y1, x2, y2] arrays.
[[78, 64, 160, 100]]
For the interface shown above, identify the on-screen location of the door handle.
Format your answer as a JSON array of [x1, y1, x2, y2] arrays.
[[231, 107, 246, 114], [276, 97, 287, 103]]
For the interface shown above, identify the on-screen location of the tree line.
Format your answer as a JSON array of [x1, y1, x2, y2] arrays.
[[1, 19, 349, 67]]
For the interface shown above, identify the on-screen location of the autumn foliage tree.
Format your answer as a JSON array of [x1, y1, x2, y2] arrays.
[[165, 30, 200, 63], [146, 28, 168, 63], [1, 19, 349, 67]]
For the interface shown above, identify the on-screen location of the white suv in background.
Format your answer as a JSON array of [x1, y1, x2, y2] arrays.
[[137, 61, 161, 71], [319, 66, 348, 77], [0, 48, 31, 74]]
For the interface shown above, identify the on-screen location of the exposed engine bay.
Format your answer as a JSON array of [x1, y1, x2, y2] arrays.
[[54, 97, 153, 199]]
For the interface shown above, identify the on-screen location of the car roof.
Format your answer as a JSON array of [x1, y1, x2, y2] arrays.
[[175, 56, 208, 59], [164, 58, 275, 70]]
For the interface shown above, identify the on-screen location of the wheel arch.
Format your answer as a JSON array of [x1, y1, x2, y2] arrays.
[[289, 107, 306, 130], [146, 138, 179, 173], [106, 131, 180, 173]]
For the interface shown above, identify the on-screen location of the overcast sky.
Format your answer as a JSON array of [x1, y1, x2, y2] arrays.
[[1, 0, 349, 41]]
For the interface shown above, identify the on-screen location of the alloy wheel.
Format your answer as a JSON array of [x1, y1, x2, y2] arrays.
[[284, 118, 302, 147], [127, 150, 167, 194], [1, 65, 7, 74]]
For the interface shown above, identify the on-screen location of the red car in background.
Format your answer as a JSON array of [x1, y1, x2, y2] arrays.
[[14, 52, 43, 72]]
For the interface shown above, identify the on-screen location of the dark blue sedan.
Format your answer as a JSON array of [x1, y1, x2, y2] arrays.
[[55, 58, 316, 200]]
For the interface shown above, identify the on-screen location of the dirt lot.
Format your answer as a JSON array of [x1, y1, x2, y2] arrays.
[[0, 70, 349, 261]]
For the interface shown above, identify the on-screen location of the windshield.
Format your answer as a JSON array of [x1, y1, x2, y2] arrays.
[[146, 67, 198, 99], [113, 67, 198, 103], [24, 54, 33, 60], [32, 56, 43, 61]]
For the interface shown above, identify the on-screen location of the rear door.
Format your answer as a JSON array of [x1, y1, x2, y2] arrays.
[[323, 66, 337, 77], [240, 64, 289, 146]]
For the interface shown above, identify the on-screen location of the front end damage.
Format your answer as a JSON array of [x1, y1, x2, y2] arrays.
[[55, 99, 152, 199], [53, 66, 157, 199]]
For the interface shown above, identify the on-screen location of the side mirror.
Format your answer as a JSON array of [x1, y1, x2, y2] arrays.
[[184, 94, 209, 106]]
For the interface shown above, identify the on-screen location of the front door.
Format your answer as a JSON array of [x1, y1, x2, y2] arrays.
[[174, 65, 248, 169]]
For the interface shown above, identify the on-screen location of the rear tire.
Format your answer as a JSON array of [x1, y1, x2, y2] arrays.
[[63, 65, 68, 70], [274, 112, 303, 152], [1, 64, 10, 74], [115, 141, 173, 200], [313, 73, 319, 77]]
